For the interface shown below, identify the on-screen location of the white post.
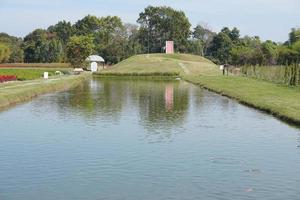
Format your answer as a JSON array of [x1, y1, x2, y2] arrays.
[[43, 72, 48, 79]]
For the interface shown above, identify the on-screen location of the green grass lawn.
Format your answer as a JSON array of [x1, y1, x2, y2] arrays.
[[96, 54, 220, 76], [95, 53, 300, 125], [184, 75, 300, 124], [0, 68, 72, 80], [0, 73, 90, 109]]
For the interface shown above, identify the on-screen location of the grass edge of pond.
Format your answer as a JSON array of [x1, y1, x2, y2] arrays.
[[0, 73, 91, 110], [183, 75, 300, 127]]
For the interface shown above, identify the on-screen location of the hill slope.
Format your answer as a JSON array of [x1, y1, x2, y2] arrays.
[[94, 53, 300, 126], [96, 54, 220, 76]]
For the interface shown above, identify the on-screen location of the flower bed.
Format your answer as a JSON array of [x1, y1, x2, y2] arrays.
[[0, 75, 17, 83]]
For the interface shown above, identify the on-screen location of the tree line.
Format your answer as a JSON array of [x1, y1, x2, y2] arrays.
[[0, 6, 299, 66]]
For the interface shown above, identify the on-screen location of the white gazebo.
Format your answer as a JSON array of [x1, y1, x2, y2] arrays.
[[86, 55, 105, 72]]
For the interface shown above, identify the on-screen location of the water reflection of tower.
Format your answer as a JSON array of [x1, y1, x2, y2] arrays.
[[165, 84, 174, 112]]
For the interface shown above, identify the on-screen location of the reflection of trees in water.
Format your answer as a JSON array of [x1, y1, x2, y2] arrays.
[[55, 78, 125, 121], [136, 81, 190, 132], [54, 78, 201, 137]]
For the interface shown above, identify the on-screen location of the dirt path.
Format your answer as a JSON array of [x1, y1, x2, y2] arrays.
[[178, 63, 190, 74]]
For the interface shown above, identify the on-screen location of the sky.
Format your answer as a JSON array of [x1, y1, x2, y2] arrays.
[[0, 0, 299, 42]]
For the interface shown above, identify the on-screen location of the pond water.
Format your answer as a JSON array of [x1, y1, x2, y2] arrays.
[[0, 78, 299, 200]]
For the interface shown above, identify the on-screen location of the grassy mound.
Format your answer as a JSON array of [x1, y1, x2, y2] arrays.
[[95, 53, 300, 126], [95, 53, 220, 76]]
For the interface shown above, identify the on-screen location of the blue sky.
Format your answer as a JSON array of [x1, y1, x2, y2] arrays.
[[0, 0, 299, 42]]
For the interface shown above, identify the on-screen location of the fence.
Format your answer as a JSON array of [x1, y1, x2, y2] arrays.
[[235, 65, 300, 86]]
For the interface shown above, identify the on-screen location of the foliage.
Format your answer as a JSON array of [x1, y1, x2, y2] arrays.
[[261, 40, 278, 65], [207, 32, 233, 64], [221, 27, 240, 42], [187, 39, 203, 56], [230, 45, 257, 66], [94, 16, 126, 64], [291, 41, 300, 53], [0, 33, 23, 62], [23, 29, 63, 63], [137, 6, 191, 53], [74, 15, 101, 35], [66, 35, 94, 68], [289, 28, 300, 45], [0, 43, 11, 63], [192, 24, 214, 56], [48, 20, 74, 45], [0, 7, 299, 67], [277, 46, 299, 65]]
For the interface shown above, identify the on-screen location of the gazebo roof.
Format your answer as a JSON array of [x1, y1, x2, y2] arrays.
[[86, 55, 105, 62]]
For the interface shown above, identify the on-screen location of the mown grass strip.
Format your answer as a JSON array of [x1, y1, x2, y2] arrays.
[[184, 75, 300, 126], [0, 73, 90, 109], [0, 68, 72, 80]]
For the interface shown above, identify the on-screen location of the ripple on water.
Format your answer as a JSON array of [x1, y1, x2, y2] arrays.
[[0, 78, 299, 200]]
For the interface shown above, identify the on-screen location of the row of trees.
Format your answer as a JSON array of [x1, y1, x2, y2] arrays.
[[205, 27, 300, 66], [0, 33, 23, 63], [0, 6, 299, 66]]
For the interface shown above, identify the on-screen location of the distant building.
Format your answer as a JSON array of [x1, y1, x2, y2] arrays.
[[85, 55, 105, 72], [166, 41, 174, 54]]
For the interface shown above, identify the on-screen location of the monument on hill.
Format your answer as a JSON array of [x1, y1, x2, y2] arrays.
[[165, 41, 174, 54]]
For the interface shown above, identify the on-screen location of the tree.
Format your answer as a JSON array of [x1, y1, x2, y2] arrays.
[[97, 16, 124, 43], [48, 20, 74, 45], [0, 33, 23, 62], [291, 41, 300, 53], [261, 40, 278, 65], [187, 39, 203, 56], [231, 45, 253, 66], [220, 27, 240, 43], [123, 23, 142, 57], [277, 46, 298, 65], [23, 29, 63, 63], [137, 6, 191, 53], [289, 28, 300, 45], [74, 15, 101, 35], [102, 23, 143, 63], [192, 24, 215, 56], [238, 36, 264, 65], [0, 43, 11, 63], [207, 32, 233, 64], [94, 16, 125, 63], [66, 35, 94, 68]]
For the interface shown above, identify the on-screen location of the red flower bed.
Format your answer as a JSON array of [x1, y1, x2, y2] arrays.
[[0, 75, 17, 83]]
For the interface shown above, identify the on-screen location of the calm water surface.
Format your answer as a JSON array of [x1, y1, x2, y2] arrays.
[[0, 78, 300, 200]]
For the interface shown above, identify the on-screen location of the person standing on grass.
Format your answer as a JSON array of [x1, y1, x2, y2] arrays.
[[220, 64, 229, 75], [223, 64, 229, 76]]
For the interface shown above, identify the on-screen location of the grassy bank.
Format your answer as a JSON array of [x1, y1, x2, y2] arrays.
[[0, 73, 90, 109], [184, 75, 300, 125], [0, 68, 72, 80], [96, 53, 300, 126]]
